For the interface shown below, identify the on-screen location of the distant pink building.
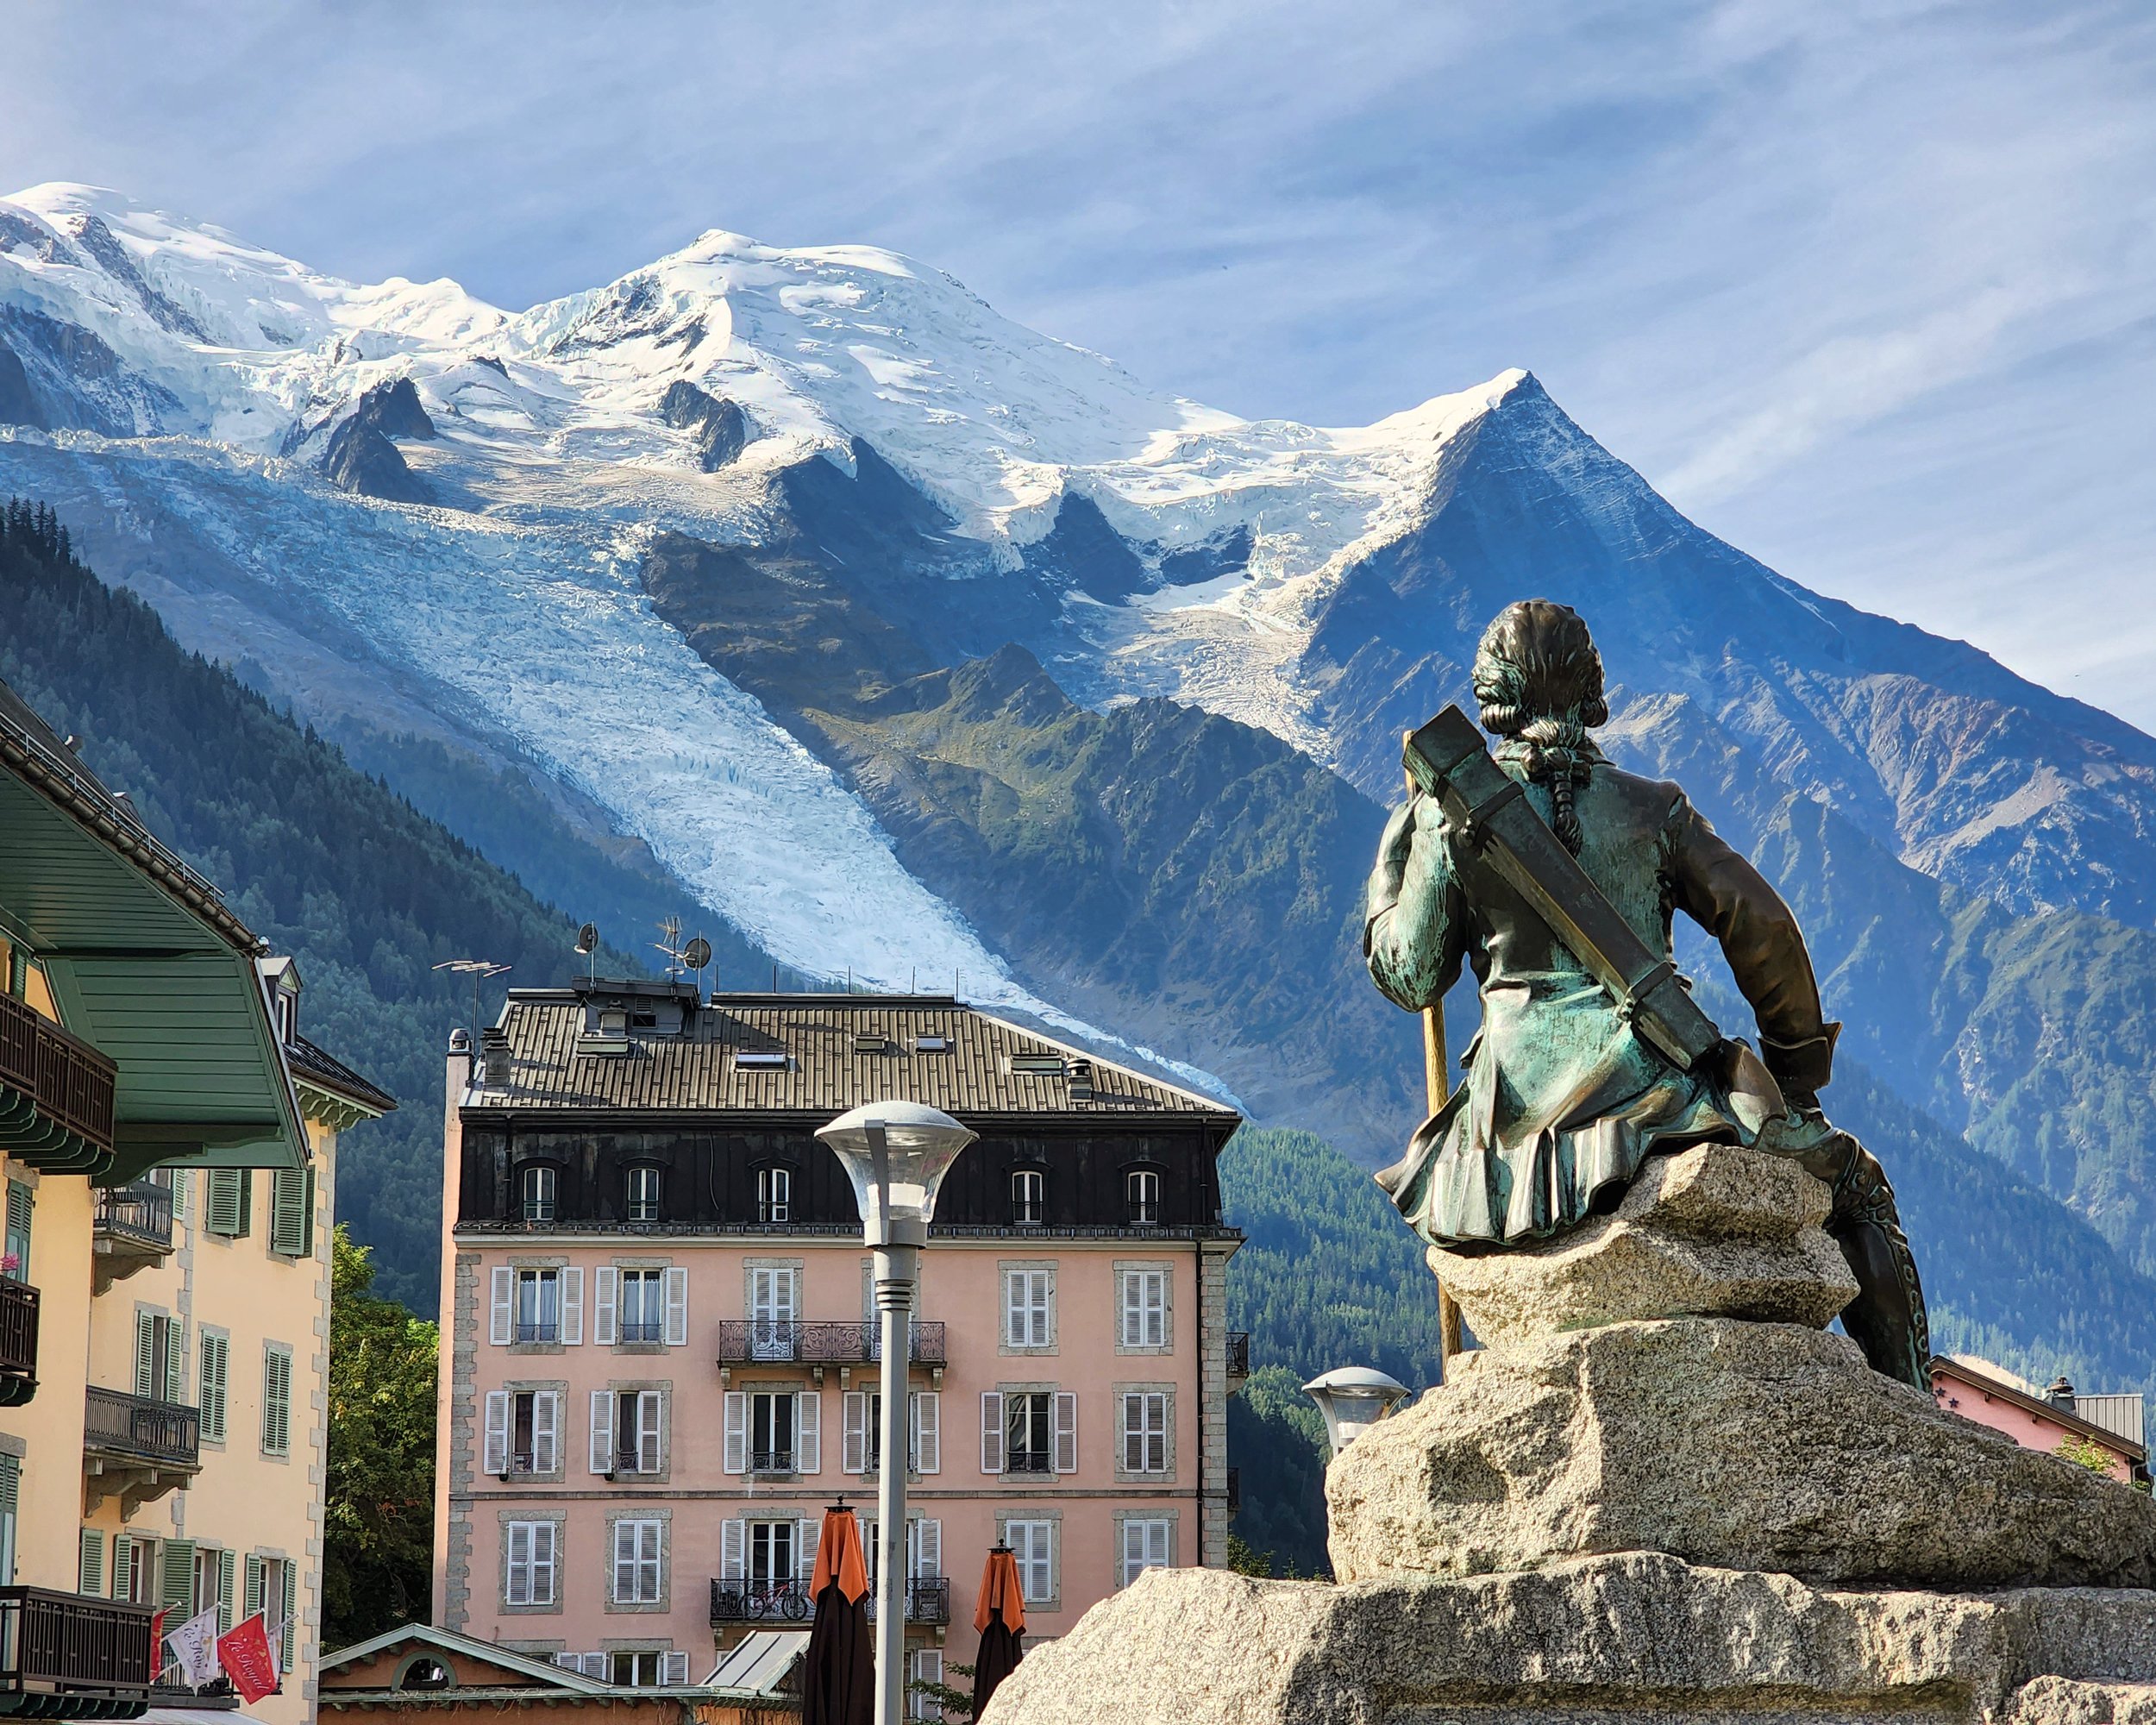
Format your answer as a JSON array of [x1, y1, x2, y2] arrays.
[[429, 981, 1246, 1713], [1928, 1354, 2147, 1484]]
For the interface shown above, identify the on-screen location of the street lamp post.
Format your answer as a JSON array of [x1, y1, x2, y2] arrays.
[[1301, 1366, 1412, 1457], [817, 1101, 975, 1725]]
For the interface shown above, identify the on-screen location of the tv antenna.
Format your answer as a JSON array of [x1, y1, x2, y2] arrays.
[[434, 957, 511, 1040], [654, 919, 712, 988], [574, 922, 599, 988]]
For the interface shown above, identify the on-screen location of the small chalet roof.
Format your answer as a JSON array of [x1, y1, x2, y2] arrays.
[[289, 1032, 398, 1119], [320, 1621, 800, 1705], [465, 988, 1238, 1126], [705, 1630, 810, 1692], [1928, 1354, 2149, 1465]]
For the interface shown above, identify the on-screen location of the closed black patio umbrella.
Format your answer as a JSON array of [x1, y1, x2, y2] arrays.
[[803, 1502, 873, 1725], [971, 1543, 1026, 1716]]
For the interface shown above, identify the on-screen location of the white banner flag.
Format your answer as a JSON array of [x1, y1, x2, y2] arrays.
[[166, 1605, 222, 1686]]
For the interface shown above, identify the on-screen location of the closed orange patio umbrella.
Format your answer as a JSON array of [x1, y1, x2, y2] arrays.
[[972, 1543, 1026, 1716]]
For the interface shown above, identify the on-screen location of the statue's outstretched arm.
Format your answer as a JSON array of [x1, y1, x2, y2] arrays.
[[1364, 794, 1467, 1013], [1667, 795, 1836, 1101]]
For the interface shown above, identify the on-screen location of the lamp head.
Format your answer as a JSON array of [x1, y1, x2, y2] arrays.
[[816, 1100, 975, 1246], [1301, 1366, 1411, 1457]]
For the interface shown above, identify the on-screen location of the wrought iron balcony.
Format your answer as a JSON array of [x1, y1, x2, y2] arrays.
[[1225, 1331, 1251, 1382], [0, 991, 117, 1176], [864, 1578, 950, 1625], [0, 1585, 156, 1711], [93, 1182, 176, 1294], [748, 1447, 796, 1477], [1006, 1452, 1056, 1476], [713, 1320, 947, 1367], [84, 1386, 201, 1490], [0, 1276, 36, 1408], [709, 1579, 812, 1624]]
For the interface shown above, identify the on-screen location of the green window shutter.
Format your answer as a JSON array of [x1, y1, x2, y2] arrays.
[[200, 1333, 228, 1442], [166, 1319, 185, 1406], [112, 1535, 133, 1603], [206, 1171, 242, 1238], [3, 1182, 28, 1278], [237, 1172, 253, 1239], [160, 1539, 196, 1612], [79, 1528, 104, 1596], [216, 1548, 235, 1633], [281, 1561, 297, 1672], [263, 1347, 291, 1456], [299, 1167, 316, 1260], [169, 1170, 187, 1225], [0, 1454, 16, 1584], [135, 1313, 157, 1398], [270, 1170, 306, 1258], [244, 1553, 262, 1621]]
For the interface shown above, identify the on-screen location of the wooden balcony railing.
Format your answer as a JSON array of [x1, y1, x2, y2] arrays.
[[0, 991, 117, 1174], [713, 1320, 946, 1366], [0, 1585, 155, 1707], [84, 1386, 200, 1471], [0, 1276, 37, 1402]]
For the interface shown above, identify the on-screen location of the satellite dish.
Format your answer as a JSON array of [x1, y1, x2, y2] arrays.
[[683, 937, 712, 971], [575, 923, 599, 956]]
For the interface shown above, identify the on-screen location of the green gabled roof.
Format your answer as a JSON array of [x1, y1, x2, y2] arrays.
[[0, 681, 307, 1182]]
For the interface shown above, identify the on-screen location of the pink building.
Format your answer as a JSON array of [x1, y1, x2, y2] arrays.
[[429, 980, 1246, 1710], [1929, 1354, 2147, 1484]]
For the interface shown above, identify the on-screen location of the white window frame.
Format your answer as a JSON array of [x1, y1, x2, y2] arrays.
[[611, 1518, 663, 1605], [1005, 1519, 1055, 1606], [1125, 1167, 1162, 1224], [1119, 1516, 1171, 1588], [1001, 1267, 1054, 1351], [1010, 1169, 1044, 1226], [618, 1270, 665, 1344], [757, 1165, 792, 1223], [1120, 1389, 1169, 1475], [505, 1520, 558, 1607], [1118, 1268, 1169, 1351], [520, 1165, 556, 1225], [625, 1165, 661, 1223]]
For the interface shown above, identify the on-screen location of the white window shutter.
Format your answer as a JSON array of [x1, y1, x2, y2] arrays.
[[560, 1266, 583, 1345], [723, 1389, 748, 1474], [490, 1267, 513, 1346], [915, 1517, 942, 1580], [913, 1650, 943, 1721], [638, 1389, 663, 1472], [661, 1652, 689, 1686], [663, 1267, 688, 1346], [720, 1517, 745, 1581], [798, 1517, 817, 1584], [580, 1653, 609, 1678], [592, 1267, 618, 1346], [1054, 1391, 1078, 1474], [590, 1390, 617, 1473], [1148, 1272, 1167, 1346], [533, 1390, 559, 1472], [980, 1391, 1005, 1474], [798, 1390, 822, 1474], [483, 1390, 510, 1474], [843, 1390, 868, 1474], [1002, 1272, 1021, 1347], [912, 1390, 940, 1474], [1119, 1272, 1138, 1348]]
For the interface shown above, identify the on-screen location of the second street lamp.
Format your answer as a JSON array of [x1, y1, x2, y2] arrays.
[[816, 1100, 975, 1725]]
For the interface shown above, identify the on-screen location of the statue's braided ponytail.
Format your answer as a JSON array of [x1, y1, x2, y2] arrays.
[[1470, 599, 1608, 856]]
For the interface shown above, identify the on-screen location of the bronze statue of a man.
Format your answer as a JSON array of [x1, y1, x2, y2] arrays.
[[1365, 599, 1931, 1387]]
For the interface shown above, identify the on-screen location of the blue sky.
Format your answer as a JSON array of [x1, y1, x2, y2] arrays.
[[7, 0, 2155, 724]]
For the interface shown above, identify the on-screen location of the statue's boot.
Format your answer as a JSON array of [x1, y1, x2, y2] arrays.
[[1764, 1120, 1932, 1390]]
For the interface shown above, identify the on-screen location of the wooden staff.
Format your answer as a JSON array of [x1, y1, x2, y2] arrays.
[[1408, 755, 1468, 1368]]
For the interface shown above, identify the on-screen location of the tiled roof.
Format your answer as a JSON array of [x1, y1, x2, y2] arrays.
[[289, 1032, 398, 1115], [467, 991, 1236, 1122]]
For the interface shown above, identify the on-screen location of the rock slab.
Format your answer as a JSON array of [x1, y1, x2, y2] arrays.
[[1430, 1142, 1857, 1346], [1326, 1315, 2156, 1590], [979, 1553, 2156, 1725]]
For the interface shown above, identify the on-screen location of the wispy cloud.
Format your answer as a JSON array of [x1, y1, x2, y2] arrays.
[[3, 0, 2154, 720]]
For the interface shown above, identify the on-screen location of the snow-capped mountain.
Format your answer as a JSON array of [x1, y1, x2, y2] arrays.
[[11, 181, 2156, 1306]]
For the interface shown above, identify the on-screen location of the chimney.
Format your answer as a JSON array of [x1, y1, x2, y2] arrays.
[[2046, 1376, 2077, 1411]]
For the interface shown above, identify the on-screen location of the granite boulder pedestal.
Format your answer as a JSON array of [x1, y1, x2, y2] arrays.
[[981, 1145, 2156, 1724]]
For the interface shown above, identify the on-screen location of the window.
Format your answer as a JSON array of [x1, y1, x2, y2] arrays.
[[261, 1345, 292, 1457], [0, 1454, 15, 1584], [749, 1266, 797, 1358], [199, 1333, 229, 1441], [1003, 1268, 1053, 1348], [521, 1165, 557, 1224], [485, 1389, 560, 1474], [1010, 1052, 1065, 1076], [192, 1546, 221, 1628], [505, 1521, 557, 1606], [135, 1311, 183, 1403], [1126, 1169, 1161, 1225], [517, 1269, 561, 1343], [79, 1528, 105, 1596], [611, 1519, 663, 1604], [1121, 1391, 1169, 1474], [750, 1390, 796, 1474], [841, 1389, 936, 1474], [205, 1170, 251, 1239], [3, 1181, 28, 1280], [243, 1555, 293, 1676], [618, 1270, 664, 1342], [1120, 1517, 1171, 1587], [272, 988, 297, 1046], [1119, 1270, 1168, 1349], [909, 1649, 944, 1722], [110, 1534, 150, 1605], [617, 1389, 662, 1475], [735, 1049, 787, 1070], [270, 1167, 313, 1258], [611, 1652, 662, 1688], [1006, 1392, 1053, 1474], [1006, 1520, 1054, 1603], [756, 1165, 792, 1223], [625, 1166, 660, 1223], [1010, 1170, 1044, 1226], [914, 1036, 949, 1053], [747, 1519, 794, 1586]]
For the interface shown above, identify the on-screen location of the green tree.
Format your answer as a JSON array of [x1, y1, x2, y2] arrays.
[[323, 1226, 439, 1647]]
